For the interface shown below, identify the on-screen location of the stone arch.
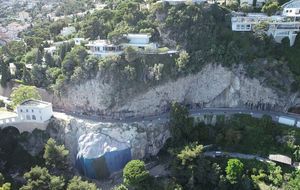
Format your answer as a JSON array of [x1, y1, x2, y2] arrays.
[[1, 126, 20, 135]]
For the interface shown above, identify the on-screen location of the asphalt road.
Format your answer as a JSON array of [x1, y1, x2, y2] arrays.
[[53, 107, 300, 127]]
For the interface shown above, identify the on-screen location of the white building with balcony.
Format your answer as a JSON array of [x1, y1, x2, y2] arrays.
[[282, 0, 300, 17], [16, 99, 53, 123], [231, 13, 300, 46], [123, 34, 158, 50], [86, 40, 123, 58]]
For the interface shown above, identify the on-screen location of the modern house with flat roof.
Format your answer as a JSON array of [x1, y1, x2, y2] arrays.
[[123, 33, 158, 50], [282, 0, 300, 17], [16, 99, 53, 123], [231, 12, 300, 46], [86, 40, 123, 58]]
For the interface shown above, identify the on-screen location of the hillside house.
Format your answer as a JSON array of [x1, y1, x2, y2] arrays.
[[123, 34, 158, 50], [60, 26, 76, 36], [282, 0, 300, 17], [16, 99, 53, 123], [44, 46, 56, 56], [231, 13, 300, 46], [86, 40, 123, 57]]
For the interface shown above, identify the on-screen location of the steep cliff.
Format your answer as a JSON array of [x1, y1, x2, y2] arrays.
[[53, 63, 298, 117], [46, 116, 170, 166]]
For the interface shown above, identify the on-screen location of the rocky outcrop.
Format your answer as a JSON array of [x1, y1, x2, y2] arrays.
[[47, 117, 170, 165], [54, 64, 297, 117]]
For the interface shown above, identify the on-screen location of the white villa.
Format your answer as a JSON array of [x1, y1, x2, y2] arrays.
[[60, 26, 76, 36], [86, 40, 123, 57], [282, 0, 300, 17], [231, 10, 300, 46], [160, 0, 206, 5], [123, 34, 158, 50], [44, 46, 56, 56], [16, 99, 53, 123]]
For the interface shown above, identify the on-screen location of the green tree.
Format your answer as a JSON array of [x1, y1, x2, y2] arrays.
[[226, 159, 244, 184], [262, 0, 280, 16], [285, 171, 300, 190], [268, 163, 283, 187], [293, 145, 300, 162], [10, 85, 41, 107], [112, 184, 128, 190], [0, 58, 11, 87], [22, 65, 32, 84], [177, 143, 203, 166], [123, 160, 150, 188], [45, 53, 54, 67], [175, 51, 189, 73], [124, 46, 140, 62], [66, 176, 98, 190], [35, 49, 43, 65], [20, 166, 65, 190], [43, 138, 69, 171], [0, 173, 11, 190]]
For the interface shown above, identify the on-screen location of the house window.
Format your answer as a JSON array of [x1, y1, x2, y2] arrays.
[[20, 109, 23, 112], [26, 115, 31, 120], [26, 109, 28, 112], [32, 109, 34, 113], [32, 115, 36, 120], [40, 116, 43, 121]]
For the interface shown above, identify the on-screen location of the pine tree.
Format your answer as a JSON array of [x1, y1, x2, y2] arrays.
[[0, 58, 11, 87], [21, 65, 32, 84], [35, 49, 43, 65], [45, 53, 54, 67]]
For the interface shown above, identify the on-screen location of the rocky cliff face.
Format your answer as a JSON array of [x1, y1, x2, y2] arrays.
[[46, 117, 170, 165], [54, 64, 297, 117]]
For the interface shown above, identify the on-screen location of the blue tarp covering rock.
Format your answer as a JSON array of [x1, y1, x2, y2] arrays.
[[76, 133, 132, 179]]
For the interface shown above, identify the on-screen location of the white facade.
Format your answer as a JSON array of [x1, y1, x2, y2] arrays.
[[282, 0, 300, 17], [60, 26, 76, 36], [86, 40, 123, 58], [240, 0, 266, 7], [9, 63, 16, 75], [16, 99, 53, 123], [231, 13, 300, 46], [44, 46, 56, 56], [124, 34, 158, 50], [161, 0, 206, 5]]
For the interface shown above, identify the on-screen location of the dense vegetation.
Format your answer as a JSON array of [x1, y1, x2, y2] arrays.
[[1, 0, 299, 95], [0, 130, 99, 190]]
